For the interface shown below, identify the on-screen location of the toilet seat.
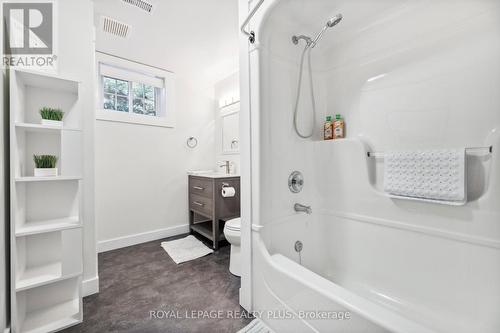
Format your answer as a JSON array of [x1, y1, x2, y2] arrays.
[[225, 218, 241, 231]]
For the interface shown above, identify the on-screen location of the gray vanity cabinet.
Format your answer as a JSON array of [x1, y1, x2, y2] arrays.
[[188, 175, 240, 249]]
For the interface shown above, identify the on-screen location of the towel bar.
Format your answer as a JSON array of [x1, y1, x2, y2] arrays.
[[367, 146, 493, 158]]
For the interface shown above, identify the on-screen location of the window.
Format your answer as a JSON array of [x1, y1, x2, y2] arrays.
[[96, 53, 175, 127], [103, 77, 130, 112], [132, 82, 156, 116], [102, 77, 158, 116]]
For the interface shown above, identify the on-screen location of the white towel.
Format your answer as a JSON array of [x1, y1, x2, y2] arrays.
[[161, 235, 213, 264], [384, 149, 467, 205]]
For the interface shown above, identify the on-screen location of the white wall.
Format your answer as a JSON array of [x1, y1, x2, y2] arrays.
[[1, 68, 8, 333], [95, 79, 216, 250], [214, 72, 241, 173], [93, 0, 238, 250], [57, 0, 98, 295], [0, 0, 97, 319], [238, 0, 253, 312]]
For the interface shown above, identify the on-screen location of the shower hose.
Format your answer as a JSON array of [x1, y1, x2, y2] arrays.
[[293, 44, 316, 139]]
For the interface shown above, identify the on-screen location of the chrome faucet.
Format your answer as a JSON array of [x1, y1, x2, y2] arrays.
[[294, 203, 312, 214], [219, 160, 231, 175]]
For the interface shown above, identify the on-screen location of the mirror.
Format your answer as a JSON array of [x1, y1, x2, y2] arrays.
[[222, 108, 240, 154]]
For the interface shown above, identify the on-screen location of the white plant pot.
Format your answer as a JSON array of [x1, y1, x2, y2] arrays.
[[34, 168, 58, 177], [41, 119, 63, 127]]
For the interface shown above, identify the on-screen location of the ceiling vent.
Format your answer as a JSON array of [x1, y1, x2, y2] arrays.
[[122, 0, 153, 13], [102, 16, 130, 38]]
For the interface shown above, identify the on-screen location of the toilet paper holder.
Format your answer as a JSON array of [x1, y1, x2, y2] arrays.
[[221, 183, 236, 198]]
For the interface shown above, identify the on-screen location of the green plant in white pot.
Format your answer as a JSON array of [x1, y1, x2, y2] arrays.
[[33, 155, 58, 177], [40, 107, 64, 127]]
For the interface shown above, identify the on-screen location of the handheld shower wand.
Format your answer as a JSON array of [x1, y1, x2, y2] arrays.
[[291, 14, 343, 138], [311, 14, 343, 48]]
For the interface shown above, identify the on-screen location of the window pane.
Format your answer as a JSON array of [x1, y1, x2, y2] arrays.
[[144, 99, 155, 116], [133, 98, 144, 114], [103, 77, 116, 94], [116, 79, 129, 96], [133, 82, 144, 99], [116, 96, 129, 112], [103, 93, 115, 110], [144, 85, 154, 100]]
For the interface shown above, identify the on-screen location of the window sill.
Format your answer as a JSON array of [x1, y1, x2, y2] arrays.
[[96, 109, 175, 128]]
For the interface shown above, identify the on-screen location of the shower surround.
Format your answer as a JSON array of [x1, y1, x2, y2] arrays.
[[241, 0, 500, 332]]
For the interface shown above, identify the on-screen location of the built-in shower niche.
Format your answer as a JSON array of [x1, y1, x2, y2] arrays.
[[15, 229, 82, 291], [16, 276, 82, 333], [368, 148, 493, 202], [466, 153, 493, 201]]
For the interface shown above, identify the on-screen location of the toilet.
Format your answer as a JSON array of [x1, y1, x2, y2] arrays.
[[223, 217, 241, 276]]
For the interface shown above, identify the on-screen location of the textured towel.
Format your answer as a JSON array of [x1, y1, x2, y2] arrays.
[[384, 149, 466, 205], [161, 235, 213, 264]]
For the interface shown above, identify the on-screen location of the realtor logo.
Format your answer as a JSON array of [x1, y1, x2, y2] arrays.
[[3, 2, 53, 54], [2, 1, 56, 68]]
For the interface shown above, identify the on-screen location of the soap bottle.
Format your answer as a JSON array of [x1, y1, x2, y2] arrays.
[[324, 116, 333, 140], [333, 114, 345, 139]]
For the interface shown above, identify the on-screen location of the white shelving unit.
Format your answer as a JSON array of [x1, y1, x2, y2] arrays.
[[10, 68, 84, 333]]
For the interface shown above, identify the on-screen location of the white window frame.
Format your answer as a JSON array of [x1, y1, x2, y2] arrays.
[[96, 53, 176, 128]]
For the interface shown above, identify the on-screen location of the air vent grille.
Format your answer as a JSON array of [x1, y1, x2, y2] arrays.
[[122, 0, 153, 13], [102, 16, 130, 38]]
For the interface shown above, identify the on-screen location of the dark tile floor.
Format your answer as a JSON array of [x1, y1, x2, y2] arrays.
[[63, 234, 251, 333]]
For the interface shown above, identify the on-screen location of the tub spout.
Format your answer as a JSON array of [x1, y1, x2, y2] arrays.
[[294, 203, 312, 214]]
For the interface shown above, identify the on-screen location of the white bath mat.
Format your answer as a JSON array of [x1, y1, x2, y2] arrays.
[[161, 235, 213, 264], [237, 319, 275, 333]]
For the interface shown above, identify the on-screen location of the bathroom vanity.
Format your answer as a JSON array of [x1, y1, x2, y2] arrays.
[[188, 174, 240, 249]]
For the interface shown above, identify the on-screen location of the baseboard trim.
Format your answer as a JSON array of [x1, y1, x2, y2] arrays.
[[97, 224, 190, 253], [82, 276, 99, 297]]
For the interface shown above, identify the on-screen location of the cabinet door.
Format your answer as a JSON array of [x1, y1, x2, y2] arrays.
[[215, 178, 240, 219]]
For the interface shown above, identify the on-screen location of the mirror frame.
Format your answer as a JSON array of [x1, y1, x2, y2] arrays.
[[221, 102, 240, 155]]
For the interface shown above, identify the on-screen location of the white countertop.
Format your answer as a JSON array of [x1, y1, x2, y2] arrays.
[[187, 171, 240, 178]]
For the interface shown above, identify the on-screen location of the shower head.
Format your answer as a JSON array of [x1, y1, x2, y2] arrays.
[[310, 13, 343, 48], [292, 13, 343, 48], [326, 14, 343, 28]]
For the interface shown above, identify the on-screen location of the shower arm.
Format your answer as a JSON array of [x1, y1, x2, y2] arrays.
[[240, 0, 265, 44]]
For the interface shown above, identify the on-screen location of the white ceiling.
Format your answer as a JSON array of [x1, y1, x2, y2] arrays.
[[93, 0, 239, 90]]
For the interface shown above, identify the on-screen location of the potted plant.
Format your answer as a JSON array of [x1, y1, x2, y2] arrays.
[[33, 155, 58, 177], [39, 107, 64, 127]]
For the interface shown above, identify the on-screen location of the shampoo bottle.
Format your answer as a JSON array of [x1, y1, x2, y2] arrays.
[[324, 116, 333, 140], [333, 114, 345, 139]]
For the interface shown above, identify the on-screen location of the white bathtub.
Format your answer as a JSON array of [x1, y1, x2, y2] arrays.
[[252, 213, 500, 333]]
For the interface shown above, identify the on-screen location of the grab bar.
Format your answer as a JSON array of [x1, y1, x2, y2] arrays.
[[367, 146, 493, 158], [240, 0, 265, 44]]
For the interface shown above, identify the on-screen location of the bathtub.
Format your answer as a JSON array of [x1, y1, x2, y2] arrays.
[[252, 213, 500, 333], [243, 0, 500, 332]]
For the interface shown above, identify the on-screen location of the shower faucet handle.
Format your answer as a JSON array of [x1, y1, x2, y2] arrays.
[[288, 171, 304, 193]]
